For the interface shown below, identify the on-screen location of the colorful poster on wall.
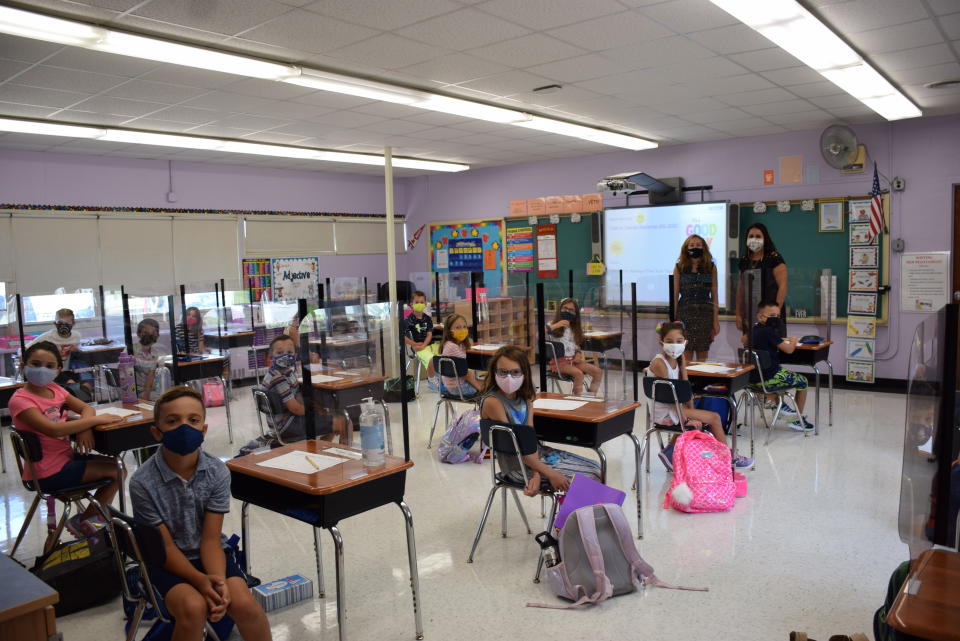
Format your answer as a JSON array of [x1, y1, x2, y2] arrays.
[[506, 226, 534, 272], [270, 256, 319, 301], [449, 238, 483, 272], [537, 223, 558, 279], [429, 220, 505, 297]]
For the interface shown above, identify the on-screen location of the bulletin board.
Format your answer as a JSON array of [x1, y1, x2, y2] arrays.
[[429, 220, 505, 297], [506, 214, 602, 304], [733, 195, 889, 320]]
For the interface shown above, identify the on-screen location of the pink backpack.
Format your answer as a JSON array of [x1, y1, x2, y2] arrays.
[[664, 430, 735, 513]]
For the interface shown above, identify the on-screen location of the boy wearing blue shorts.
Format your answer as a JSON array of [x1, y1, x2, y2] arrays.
[[750, 301, 814, 431]]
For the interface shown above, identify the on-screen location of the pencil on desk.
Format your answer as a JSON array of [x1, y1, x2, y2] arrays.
[[306, 455, 321, 471]]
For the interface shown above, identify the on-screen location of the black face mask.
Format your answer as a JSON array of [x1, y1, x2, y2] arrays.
[[560, 311, 577, 322], [139, 334, 157, 346], [686, 247, 704, 259], [764, 315, 781, 329], [55, 322, 73, 337]]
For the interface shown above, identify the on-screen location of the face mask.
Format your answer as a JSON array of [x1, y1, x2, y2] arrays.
[[161, 423, 204, 456], [412, 303, 426, 313], [686, 247, 704, 258], [560, 311, 577, 322], [764, 315, 781, 330], [663, 342, 686, 359], [139, 334, 157, 346], [24, 365, 58, 387], [273, 353, 297, 370], [186, 316, 199, 327], [452, 328, 469, 342], [495, 373, 524, 395], [54, 322, 72, 337], [746, 238, 763, 252]]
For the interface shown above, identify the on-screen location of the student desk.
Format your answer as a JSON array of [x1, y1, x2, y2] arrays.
[[582, 331, 626, 399], [0, 377, 25, 474], [73, 343, 125, 402], [161, 354, 233, 442], [778, 340, 834, 431], [686, 362, 755, 465], [311, 372, 389, 450], [227, 441, 423, 641], [93, 402, 155, 512], [0, 553, 58, 641], [310, 336, 376, 369], [204, 330, 255, 349], [887, 549, 960, 641], [465, 343, 532, 370]]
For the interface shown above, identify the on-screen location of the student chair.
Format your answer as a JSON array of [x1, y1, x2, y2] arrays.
[[467, 420, 559, 585], [639, 375, 697, 474], [405, 346, 425, 396], [7, 429, 115, 558], [743, 349, 803, 445], [107, 509, 224, 641], [542, 340, 574, 393], [251, 386, 288, 446], [427, 355, 480, 449]]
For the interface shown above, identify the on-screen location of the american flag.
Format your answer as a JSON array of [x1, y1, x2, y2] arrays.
[[868, 163, 884, 241]]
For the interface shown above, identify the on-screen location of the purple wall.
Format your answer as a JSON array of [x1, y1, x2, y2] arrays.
[[400, 114, 960, 381]]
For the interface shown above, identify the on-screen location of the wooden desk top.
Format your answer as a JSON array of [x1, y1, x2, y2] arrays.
[[311, 373, 386, 390], [793, 340, 834, 350], [226, 440, 412, 496], [93, 402, 155, 431], [467, 343, 531, 354], [0, 554, 58, 623], [686, 362, 755, 379], [76, 342, 125, 353], [532, 392, 640, 423], [584, 331, 623, 339], [205, 330, 254, 338], [160, 354, 227, 366], [887, 549, 960, 641], [0, 377, 23, 391]]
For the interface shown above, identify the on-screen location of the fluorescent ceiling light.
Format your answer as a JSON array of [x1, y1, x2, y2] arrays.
[[709, 0, 920, 121], [0, 118, 469, 172], [0, 7, 657, 150]]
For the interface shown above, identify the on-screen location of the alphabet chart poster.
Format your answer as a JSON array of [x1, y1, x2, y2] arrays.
[[271, 256, 319, 301], [429, 220, 505, 297]]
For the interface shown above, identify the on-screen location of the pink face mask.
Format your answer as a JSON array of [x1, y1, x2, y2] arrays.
[[495, 373, 524, 395], [186, 316, 198, 327]]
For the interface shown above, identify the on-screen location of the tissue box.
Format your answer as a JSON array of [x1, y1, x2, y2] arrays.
[[252, 574, 313, 612]]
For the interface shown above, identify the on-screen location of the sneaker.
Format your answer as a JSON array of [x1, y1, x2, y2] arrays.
[[787, 417, 815, 432], [777, 402, 799, 418], [658, 442, 675, 472], [733, 454, 753, 468]]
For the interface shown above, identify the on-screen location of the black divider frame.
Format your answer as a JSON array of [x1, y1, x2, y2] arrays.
[[120, 288, 134, 356], [398, 300, 411, 462], [167, 294, 181, 385], [433, 272, 442, 324], [246, 284, 256, 334], [746, 273, 754, 353], [469, 271, 480, 343], [213, 282, 224, 350], [15, 294, 25, 360], [524, 271, 531, 347], [536, 283, 547, 392], [619, 270, 624, 335], [296, 298, 318, 441], [568, 269, 574, 299], [631, 283, 639, 402], [178, 284, 188, 361], [98, 285, 107, 338], [668, 274, 676, 322]]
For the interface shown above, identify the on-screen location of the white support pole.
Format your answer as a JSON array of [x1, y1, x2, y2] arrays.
[[385, 146, 399, 377]]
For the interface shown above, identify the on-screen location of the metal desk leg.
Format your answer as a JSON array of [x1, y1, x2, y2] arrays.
[[241, 502, 251, 574], [825, 359, 834, 426], [628, 433, 643, 539], [594, 446, 607, 484], [330, 525, 346, 641], [811, 366, 821, 437], [219, 375, 234, 444], [313, 526, 326, 598], [115, 456, 127, 513], [727, 394, 737, 467], [0, 426, 6, 473], [749, 392, 756, 470], [398, 501, 424, 640], [500, 487, 508, 537]]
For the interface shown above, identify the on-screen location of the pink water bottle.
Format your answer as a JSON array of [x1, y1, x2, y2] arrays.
[[118, 353, 137, 403]]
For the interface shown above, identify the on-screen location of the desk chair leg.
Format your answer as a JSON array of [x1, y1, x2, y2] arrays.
[[0, 427, 6, 473], [811, 366, 821, 438], [533, 496, 559, 584], [627, 433, 643, 538], [826, 360, 834, 426], [397, 501, 424, 640], [9, 494, 41, 558], [313, 527, 326, 598], [539, 495, 545, 518], [428, 401, 442, 449], [510, 489, 531, 534], [220, 375, 234, 444], [115, 457, 127, 514], [645, 431, 652, 473], [500, 488, 508, 537], [467, 485, 499, 563], [328, 526, 346, 641], [594, 446, 607, 484], [240, 502, 251, 575], [45, 501, 72, 555]]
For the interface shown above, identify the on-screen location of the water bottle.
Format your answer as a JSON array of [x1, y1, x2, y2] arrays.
[[359, 397, 385, 468], [118, 352, 137, 403]]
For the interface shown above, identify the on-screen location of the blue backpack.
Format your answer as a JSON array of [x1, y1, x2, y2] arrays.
[[694, 396, 733, 434]]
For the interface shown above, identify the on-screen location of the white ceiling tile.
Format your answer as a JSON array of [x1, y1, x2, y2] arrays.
[[0, 101, 56, 118], [641, 96, 727, 114], [825, 105, 877, 119], [0, 84, 90, 109], [236, 9, 378, 53], [656, 124, 720, 138], [476, 0, 625, 31], [311, 110, 386, 127], [398, 54, 510, 84], [397, 8, 530, 51], [112, 15, 235, 43], [760, 66, 826, 86], [47, 110, 132, 126], [306, 0, 460, 30], [764, 109, 834, 125], [602, 36, 716, 70], [788, 81, 845, 98], [360, 119, 436, 135], [120, 118, 198, 132], [67, 96, 169, 117], [401, 111, 471, 126], [184, 123, 267, 138], [327, 34, 445, 70], [847, 20, 945, 54], [728, 48, 802, 72], [872, 44, 957, 72], [14, 65, 125, 94], [659, 57, 749, 82], [217, 78, 314, 100], [183, 92, 275, 112], [928, 0, 960, 15], [408, 126, 474, 141], [687, 24, 775, 54], [214, 113, 288, 130], [684, 73, 777, 94], [349, 102, 425, 118], [547, 11, 673, 51], [639, 0, 739, 33], [0, 59, 31, 83], [456, 70, 554, 97], [146, 105, 220, 125], [469, 33, 586, 67], [524, 85, 602, 108], [574, 69, 672, 96], [814, 0, 931, 34], [42, 48, 159, 77], [242, 131, 311, 145], [741, 99, 819, 116], [939, 12, 960, 39], [718, 87, 800, 106], [132, 0, 292, 36], [526, 54, 620, 83], [807, 93, 864, 109], [720, 124, 788, 136], [267, 121, 339, 137], [290, 91, 374, 110], [0, 34, 63, 63], [103, 80, 209, 104], [242, 100, 333, 120], [683, 107, 753, 123], [136, 66, 239, 89], [889, 62, 960, 85]]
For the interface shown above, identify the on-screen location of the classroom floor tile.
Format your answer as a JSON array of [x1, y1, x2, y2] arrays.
[[1, 377, 907, 641]]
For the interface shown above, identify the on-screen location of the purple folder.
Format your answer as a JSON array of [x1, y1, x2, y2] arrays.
[[553, 474, 626, 530]]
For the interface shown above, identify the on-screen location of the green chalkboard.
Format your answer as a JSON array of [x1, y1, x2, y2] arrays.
[[734, 199, 882, 319], [506, 214, 601, 305]]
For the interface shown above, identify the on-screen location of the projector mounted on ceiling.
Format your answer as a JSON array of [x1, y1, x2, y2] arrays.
[[597, 171, 684, 204]]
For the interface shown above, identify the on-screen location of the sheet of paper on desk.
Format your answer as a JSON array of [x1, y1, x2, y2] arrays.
[[136, 402, 155, 411], [533, 399, 587, 411], [257, 451, 345, 474], [472, 344, 503, 351], [564, 395, 603, 403], [686, 364, 734, 374], [311, 374, 343, 383], [96, 407, 141, 419]]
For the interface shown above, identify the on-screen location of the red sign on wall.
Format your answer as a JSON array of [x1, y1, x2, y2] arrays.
[[536, 224, 558, 279]]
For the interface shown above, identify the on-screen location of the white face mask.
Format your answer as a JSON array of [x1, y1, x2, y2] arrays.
[[663, 342, 686, 359], [746, 237, 763, 252]]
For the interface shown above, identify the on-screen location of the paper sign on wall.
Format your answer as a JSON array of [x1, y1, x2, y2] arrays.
[[506, 226, 534, 272], [449, 238, 483, 272], [271, 257, 319, 300], [900, 252, 949, 313], [537, 223, 558, 279]]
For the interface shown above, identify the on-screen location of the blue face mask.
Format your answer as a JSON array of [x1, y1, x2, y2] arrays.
[[273, 353, 297, 370], [24, 366, 58, 387], [161, 424, 204, 456]]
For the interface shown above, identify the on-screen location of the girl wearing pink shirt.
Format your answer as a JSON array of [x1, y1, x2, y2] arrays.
[[8, 341, 124, 537]]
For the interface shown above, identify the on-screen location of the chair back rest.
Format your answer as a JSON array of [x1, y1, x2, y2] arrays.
[[744, 349, 770, 386], [545, 340, 565, 359], [251, 386, 283, 440], [9, 430, 42, 492], [641, 376, 693, 404], [108, 507, 167, 568], [479, 419, 538, 483], [433, 355, 468, 378]]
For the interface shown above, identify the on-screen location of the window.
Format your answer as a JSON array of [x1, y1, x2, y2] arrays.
[[22, 292, 97, 323]]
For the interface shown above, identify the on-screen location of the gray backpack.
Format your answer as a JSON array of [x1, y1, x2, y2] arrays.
[[528, 504, 707, 609]]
